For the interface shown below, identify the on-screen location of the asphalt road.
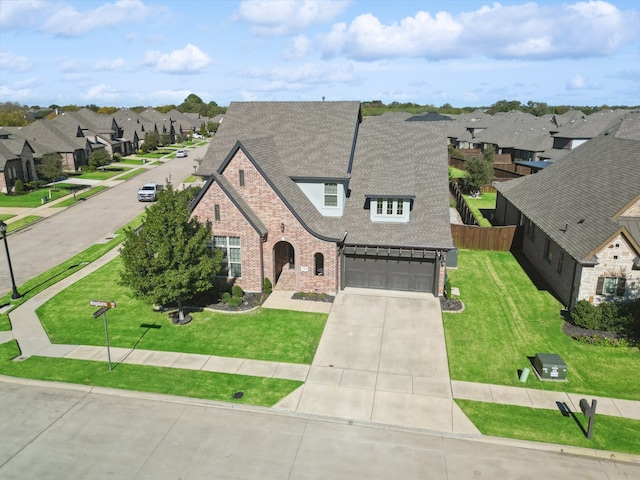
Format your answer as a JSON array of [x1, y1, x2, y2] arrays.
[[0, 380, 637, 480], [0, 144, 209, 294]]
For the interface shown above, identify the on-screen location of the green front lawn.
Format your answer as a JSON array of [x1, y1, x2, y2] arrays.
[[37, 257, 327, 364], [0, 341, 301, 407], [444, 250, 640, 400], [457, 400, 640, 456], [77, 167, 131, 180], [0, 188, 73, 207]]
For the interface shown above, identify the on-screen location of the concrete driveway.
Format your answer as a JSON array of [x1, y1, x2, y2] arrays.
[[276, 288, 479, 435]]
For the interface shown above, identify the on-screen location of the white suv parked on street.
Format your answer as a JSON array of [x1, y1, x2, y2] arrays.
[[137, 183, 163, 202]]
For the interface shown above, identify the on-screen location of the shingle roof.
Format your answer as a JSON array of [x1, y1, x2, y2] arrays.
[[198, 101, 362, 178], [343, 118, 453, 249], [195, 102, 453, 250], [495, 112, 640, 263], [552, 109, 629, 139]]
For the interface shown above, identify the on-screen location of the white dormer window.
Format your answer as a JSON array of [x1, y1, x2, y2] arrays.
[[371, 198, 410, 223]]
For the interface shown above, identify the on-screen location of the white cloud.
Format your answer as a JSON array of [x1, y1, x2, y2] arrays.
[[82, 84, 121, 102], [149, 89, 194, 103], [238, 0, 351, 35], [247, 62, 357, 86], [320, 1, 639, 61], [95, 58, 126, 71], [0, 0, 46, 29], [143, 44, 211, 74], [0, 50, 33, 73], [567, 74, 602, 90], [43, 0, 152, 37], [285, 35, 312, 59]]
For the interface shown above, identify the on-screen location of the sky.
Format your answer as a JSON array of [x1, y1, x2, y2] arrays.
[[1, 0, 639, 108]]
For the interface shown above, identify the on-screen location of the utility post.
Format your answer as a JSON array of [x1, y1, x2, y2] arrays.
[[90, 300, 117, 371], [579, 398, 597, 439]]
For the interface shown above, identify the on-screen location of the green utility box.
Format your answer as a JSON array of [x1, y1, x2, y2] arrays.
[[533, 353, 567, 381]]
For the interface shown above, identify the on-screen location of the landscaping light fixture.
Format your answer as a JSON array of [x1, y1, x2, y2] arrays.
[[0, 221, 21, 300]]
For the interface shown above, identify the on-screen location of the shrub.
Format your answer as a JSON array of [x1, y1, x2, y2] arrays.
[[231, 285, 244, 298], [445, 276, 452, 299], [570, 300, 601, 330], [263, 277, 272, 294], [221, 292, 231, 303], [13, 179, 24, 194], [227, 296, 243, 307], [112, 153, 122, 163]]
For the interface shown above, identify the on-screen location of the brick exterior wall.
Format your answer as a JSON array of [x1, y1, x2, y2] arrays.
[[192, 148, 340, 294], [520, 228, 577, 306]]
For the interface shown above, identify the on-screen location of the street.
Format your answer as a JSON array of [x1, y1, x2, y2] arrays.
[[0, 145, 207, 292], [0, 380, 637, 479]]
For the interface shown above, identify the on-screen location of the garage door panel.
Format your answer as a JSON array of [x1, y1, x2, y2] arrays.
[[345, 254, 434, 293]]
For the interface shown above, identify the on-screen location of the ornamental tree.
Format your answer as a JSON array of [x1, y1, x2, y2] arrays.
[[119, 183, 221, 323]]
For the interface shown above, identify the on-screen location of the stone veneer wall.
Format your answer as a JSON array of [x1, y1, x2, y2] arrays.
[[578, 233, 640, 305]]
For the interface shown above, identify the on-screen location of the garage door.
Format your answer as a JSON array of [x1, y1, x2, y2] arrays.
[[344, 253, 436, 293]]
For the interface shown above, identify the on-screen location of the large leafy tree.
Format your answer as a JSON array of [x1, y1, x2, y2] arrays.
[[37, 152, 64, 188], [464, 156, 494, 195], [119, 183, 220, 323]]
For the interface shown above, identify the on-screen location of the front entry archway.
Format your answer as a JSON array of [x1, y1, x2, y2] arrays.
[[274, 241, 295, 284]]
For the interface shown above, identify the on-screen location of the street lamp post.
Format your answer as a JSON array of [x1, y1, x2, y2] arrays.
[[0, 221, 21, 300]]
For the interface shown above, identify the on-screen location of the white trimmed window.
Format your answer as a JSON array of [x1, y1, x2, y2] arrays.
[[213, 236, 242, 277], [324, 183, 338, 207], [371, 198, 410, 223]]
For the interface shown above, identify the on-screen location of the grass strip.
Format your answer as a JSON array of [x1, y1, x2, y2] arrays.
[[115, 169, 145, 180], [444, 250, 640, 400], [53, 186, 108, 207], [456, 399, 640, 456], [0, 341, 301, 407], [4, 215, 41, 232]]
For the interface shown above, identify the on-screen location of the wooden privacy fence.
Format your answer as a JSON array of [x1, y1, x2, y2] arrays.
[[451, 224, 520, 251]]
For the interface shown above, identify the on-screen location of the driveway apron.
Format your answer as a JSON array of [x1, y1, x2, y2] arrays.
[[275, 288, 479, 435]]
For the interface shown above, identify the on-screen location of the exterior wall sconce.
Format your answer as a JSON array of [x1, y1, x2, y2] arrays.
[[280, 223, 285, 233]]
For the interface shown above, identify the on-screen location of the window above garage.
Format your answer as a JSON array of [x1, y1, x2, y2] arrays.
[[368, 197, 412, 223]]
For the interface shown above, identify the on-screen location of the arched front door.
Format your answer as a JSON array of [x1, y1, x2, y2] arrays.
[[274, 241, 295, 283]]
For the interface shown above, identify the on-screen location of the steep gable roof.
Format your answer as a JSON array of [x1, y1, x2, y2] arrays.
[[495, 112, 640, 263], [198, 101, 362, 179]]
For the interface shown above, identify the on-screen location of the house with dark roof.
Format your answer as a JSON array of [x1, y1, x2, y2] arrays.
[[0, 128, 38, 193], [494, 112, 640, 308], [191, 101, 453, 295]]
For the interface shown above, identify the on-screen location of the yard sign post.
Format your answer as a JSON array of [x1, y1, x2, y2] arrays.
[[90, 300, 117, 371]]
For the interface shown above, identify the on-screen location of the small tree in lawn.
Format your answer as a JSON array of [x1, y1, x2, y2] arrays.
[[37, 152, 64, 189], [464, 156, 494, 196], [88, 150, 111, 171], [119, 182, 221, 324]]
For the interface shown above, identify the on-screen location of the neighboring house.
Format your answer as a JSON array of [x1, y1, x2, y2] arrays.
[[16, 120, 94, 171], [494, 113, 640, 308], [191, 101, 453, 296], [0, 129, 38, 193]]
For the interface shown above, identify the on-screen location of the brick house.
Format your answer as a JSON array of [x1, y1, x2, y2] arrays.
[[191, 101, 454, 295], [494, 112, 640, 308], [0, 129, 38, 193]]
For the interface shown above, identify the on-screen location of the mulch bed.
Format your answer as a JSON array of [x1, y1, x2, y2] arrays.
[[561, 321, 621, 340], [440, 297, 465, 312], [291, 292, 335, 303]]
